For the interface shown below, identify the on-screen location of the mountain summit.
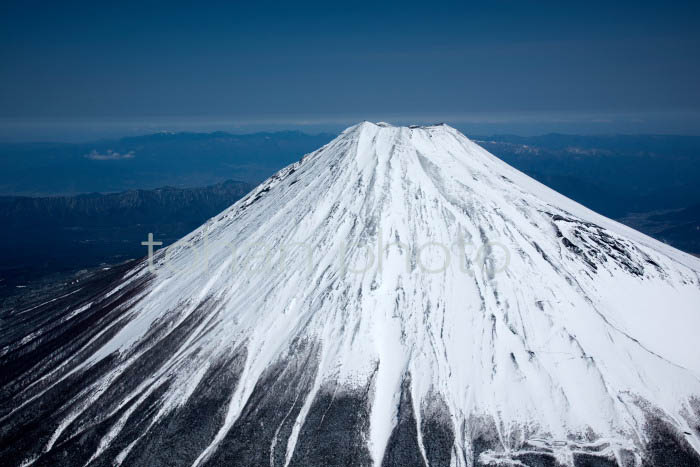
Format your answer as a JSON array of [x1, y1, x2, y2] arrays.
[[2, 122, 700, 466]]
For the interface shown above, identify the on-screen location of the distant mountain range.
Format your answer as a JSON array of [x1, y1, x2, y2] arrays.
[[474, 134, 700, 217], [2, 132, 700, 218], [0, 180, 253, 291], [618, 202, 700, 256], [0, 131, 334, 196], [1, 130, 699, 293]]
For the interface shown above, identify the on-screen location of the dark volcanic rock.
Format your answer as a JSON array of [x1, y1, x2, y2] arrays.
[[289, 383, 373, 467], [381, 376, 424, 467]]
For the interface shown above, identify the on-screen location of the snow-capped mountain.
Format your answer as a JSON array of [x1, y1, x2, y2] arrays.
[[2, 122, 700, 466]]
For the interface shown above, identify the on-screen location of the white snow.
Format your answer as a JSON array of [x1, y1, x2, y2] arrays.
[[19, 122, 700, 466]]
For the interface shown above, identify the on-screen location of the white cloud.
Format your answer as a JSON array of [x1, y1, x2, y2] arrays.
[[84, 149, 135, 160]]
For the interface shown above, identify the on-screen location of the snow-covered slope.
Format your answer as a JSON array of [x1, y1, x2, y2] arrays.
[[2, 122, 700, 467]]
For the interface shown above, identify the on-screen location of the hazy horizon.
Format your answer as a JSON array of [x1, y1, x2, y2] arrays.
[[3, 110, 700, 143]]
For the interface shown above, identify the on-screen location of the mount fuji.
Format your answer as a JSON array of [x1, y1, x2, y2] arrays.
[[2, 122, 700, 466]]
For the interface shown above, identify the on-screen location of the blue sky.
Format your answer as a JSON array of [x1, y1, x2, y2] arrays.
[[1, 0, 699, 138]]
